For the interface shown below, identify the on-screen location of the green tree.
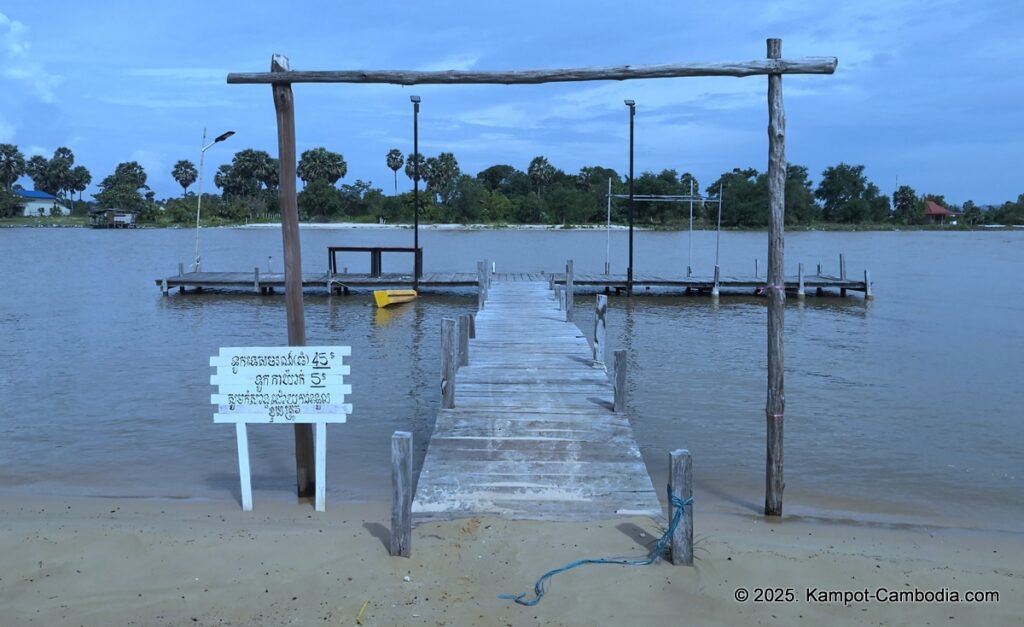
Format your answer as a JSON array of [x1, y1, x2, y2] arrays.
[[423, 152, 460, 208], [0, 144, 26, 191], [706, 168, 767, 227], [815, 163, 887, 223], [94, 161, 149, 214], [297, 179, 343, 220], [960, 200, 983, 225], [892, 185, 920, 224], [527, 156, 556, 197], [171, 160, 198, 197], [297, 147, 346, 186], [404, 152, 424, 183], [386, 149, 404, 195]]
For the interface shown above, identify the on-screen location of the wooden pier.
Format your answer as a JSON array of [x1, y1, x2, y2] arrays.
[[411, 277, 663, 521], [157, 268, 871, 297]]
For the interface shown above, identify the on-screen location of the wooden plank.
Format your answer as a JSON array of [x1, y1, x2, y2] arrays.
[[390, 431, 412, 557]]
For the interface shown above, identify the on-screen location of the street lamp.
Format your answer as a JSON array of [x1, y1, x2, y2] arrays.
[[410, 95, 421, 287], [624, 99, 635, 296], [192, 128, 235, 272]]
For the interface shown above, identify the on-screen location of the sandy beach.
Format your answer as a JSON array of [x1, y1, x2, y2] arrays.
[[2, 494, 1020, 626]]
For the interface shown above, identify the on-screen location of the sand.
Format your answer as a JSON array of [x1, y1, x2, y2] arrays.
[[1, 495, 1021, 626]]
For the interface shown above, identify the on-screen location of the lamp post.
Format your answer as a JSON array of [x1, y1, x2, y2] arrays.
[[193, 129, 235, 272], [410, 95, 421, 288], [624, 100, 635, 296]]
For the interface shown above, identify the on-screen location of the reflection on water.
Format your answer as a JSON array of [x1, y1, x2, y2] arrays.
[[0, 227, 1021, 530]]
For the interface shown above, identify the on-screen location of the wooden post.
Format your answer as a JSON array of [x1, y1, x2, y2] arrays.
[[797, 262, 805, 299], [557, 285, 565, 311], [178, 262, 184, 277], [390, 431, 412, 557], [477, 261, 485, 310], [549, 274, 555, 290], [755, 258, 759, 278], [593, 294, 607, 365], [254, 267, 260, 293], [315, 422, 326, 512], [161, 278, 168, 295], [236, 423, 252, 511], [765, 37, 786, 517], [458, 314, 470, 367], [468, 313, 476, 339], [839, 253, 847, 297], [441, 318, 456, 409], [565, 259, 574, 322], [711, 265, 720, 299], [864, 269, 874, 300], [669, 449, 693, 566], [272, 53, 315, 499], [613, 349, 627, 412]]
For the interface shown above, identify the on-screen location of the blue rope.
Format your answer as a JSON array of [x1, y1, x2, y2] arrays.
[[499, 493, 693, 606]]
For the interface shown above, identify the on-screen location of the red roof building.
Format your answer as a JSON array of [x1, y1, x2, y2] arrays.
[[924, 201, 958, 224]]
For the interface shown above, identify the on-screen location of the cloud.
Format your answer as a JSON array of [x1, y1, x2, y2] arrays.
[[0, 12, 63, 102]]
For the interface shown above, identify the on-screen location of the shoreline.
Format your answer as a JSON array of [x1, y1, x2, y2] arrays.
[[2, 493, 1020, 625]]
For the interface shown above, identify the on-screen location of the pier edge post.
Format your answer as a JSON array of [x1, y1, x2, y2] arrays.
[[458, 314, 470, 367], [613, 349, 627, 412], [390, 431, 413, 557], [441, 318, 456, 409], [254, 267, 260, 294], [593, 294, 608, 366], [797, 263, 805, 299], [711, 265, 720, 299], [670, 449, 694, 566], [864, 269, 873, 300], [565, 259, 574, 322]]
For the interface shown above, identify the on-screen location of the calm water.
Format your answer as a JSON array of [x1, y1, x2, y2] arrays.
[[1, 226, 1021, 530]]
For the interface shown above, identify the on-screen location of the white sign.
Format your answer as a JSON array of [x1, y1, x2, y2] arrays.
[[211, 346, 353, 512]]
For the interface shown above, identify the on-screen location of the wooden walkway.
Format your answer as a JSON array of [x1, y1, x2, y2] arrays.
[[411, 279, 663, 521], [157, 270, 869, 296]]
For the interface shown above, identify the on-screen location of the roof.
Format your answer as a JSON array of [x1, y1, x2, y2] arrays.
[[924, 201, 954, 216], [16, 189, 57, 200]]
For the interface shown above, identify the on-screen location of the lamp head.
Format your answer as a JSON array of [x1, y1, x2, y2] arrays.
[[624, 99, 635, 107], [410, 95, 421, 103], [214, 131, 235, 143]]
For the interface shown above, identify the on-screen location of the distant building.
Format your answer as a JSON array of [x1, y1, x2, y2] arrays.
[[15, 190, 69, 216], [88, 207, 137, 228], [924, 201, 959, 225]]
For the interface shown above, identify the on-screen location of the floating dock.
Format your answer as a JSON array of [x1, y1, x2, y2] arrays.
[[411, 278, 663, 521]]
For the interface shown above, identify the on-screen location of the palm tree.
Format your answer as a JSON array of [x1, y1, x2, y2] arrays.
[[404, 153, 424, 183], [171, 160, 198, 197], [0, 144, 26, 191], [297, 147, 347, 186], [386, 149, 404, 195], [69, 166, 91, 214], [528, 156, 555, 198]]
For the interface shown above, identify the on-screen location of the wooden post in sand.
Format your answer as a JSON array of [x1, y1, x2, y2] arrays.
[[764, 38, 786, 517], [669, 449, 693, 565], [613, 349, 627, 412], [271, 54, 316, 500], [390, 431, 412, 557], [441, 318, 456, 409]]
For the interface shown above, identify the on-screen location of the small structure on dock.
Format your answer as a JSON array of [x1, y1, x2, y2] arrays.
[[89, 208, 137, 228]]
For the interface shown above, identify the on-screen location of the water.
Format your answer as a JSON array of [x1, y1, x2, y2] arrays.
[[1, 226, 1021, 530]]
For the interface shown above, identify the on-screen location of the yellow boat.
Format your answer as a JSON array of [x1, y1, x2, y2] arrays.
[[373, 289, 418, 308]]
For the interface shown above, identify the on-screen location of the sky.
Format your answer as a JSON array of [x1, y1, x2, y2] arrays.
[[1, 0, 1021, 206]]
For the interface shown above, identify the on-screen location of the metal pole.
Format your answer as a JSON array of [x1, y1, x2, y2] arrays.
[[411, 96, 420, 289], [605, 177, 611, 275], [626, 100, 635, 296], [193, 128, 207, 272], [715, 183, 723, 268], [687, 178, 693, 277]]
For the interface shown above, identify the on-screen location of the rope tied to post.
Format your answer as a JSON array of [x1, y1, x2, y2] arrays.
[[498, 494, 693, 607], [756, 284, 786, 295]]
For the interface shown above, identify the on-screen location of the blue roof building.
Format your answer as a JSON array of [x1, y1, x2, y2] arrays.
[[13, 189, 69, 216]]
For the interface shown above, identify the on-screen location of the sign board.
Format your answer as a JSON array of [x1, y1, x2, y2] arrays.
[[211, 346, 352, 512]]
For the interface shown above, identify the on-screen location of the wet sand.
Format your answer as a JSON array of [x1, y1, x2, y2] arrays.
[[2, 495, 1020, 626]]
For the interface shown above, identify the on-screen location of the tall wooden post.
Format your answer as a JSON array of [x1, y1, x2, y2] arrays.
[[458, 314, 470, 367], [441, 318, 456, 409], [272, 53, 315, 499], [669, 449, 693, 566], [390, 431, 412, 557], [593, 294, 607, 365], [765, 38, 786, 517], [565, 259, 575, 322]]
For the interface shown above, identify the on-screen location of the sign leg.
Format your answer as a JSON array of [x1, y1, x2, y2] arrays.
[[236, 423, 252, 511], [315, 422, 326, 512]]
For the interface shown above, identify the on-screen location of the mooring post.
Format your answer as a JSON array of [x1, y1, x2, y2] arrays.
[[864, 269, 874, 300], [271, 53, 315, 500], [557, 285, 565, 311], [711, 265, 721, 299], [613, 349, 627, 412], [468, 312, 476, 339], [797, 262, 805, 299], [755, 258, 759, 278], [669, 449, 693, 566], [161, 278, 168, 295], [254, 267, 260, 294], [477, 261, 486, 310], [764, 37, 786, 517], [839, 253, 848, 297], [441, 318, 456, 409], [178, 262, 184, 277], [458, 314, 470, 367], [390, 431, 412, 557], [593, 294, 607, 366], [549, 274, 555, 290], [565, 259, 575, 322], [604, 261, 611, 275]]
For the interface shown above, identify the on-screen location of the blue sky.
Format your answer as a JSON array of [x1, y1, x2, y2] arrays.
[[1, 0, 1021, 205]]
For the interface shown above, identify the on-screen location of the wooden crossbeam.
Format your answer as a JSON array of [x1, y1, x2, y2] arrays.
[[227, 58, 837, 85]]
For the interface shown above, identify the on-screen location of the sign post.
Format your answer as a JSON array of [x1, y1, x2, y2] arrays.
[[210, 346, 352, 512]]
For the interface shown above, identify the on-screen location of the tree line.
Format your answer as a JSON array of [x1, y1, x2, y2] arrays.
[[2, 141, 1022, 226]]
